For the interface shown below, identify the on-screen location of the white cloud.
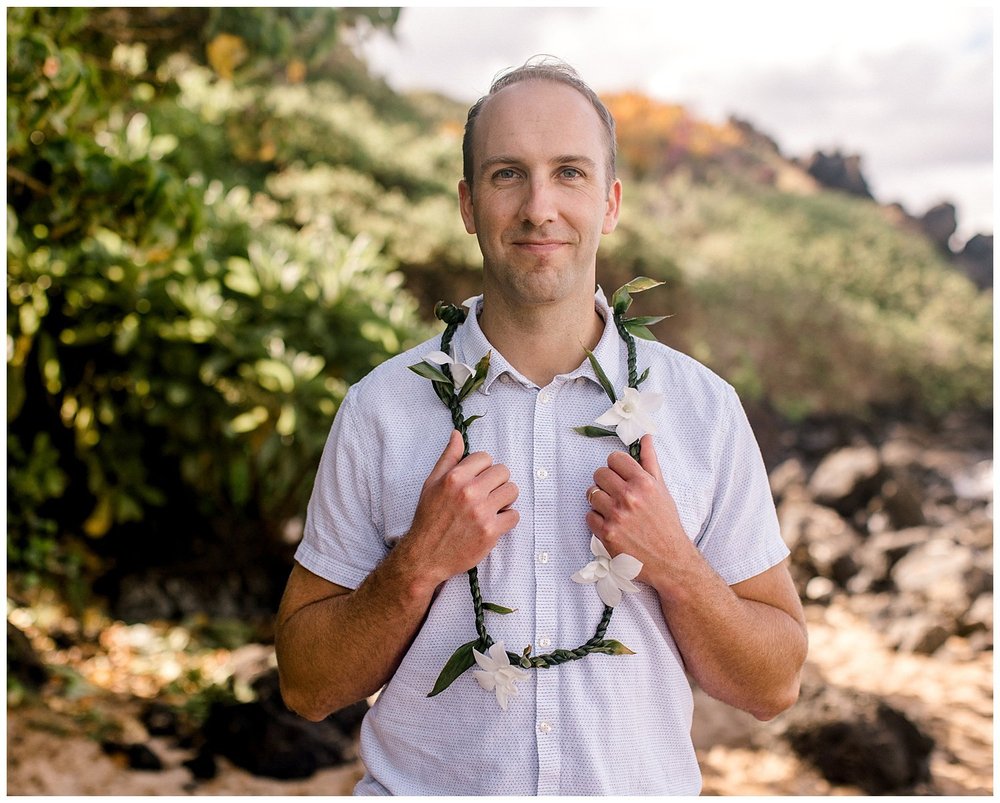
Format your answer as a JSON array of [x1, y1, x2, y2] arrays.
[[363, 5, 993, 240]]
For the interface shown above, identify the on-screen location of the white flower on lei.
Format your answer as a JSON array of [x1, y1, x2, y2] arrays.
[[472, 641, 530, 711], [423, 350, 475, 389], [594, 387, 664, 446], [571, 535, 644, 608]]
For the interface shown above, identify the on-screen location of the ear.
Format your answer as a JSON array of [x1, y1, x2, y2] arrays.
[[601, 178, 622, 235], [458, 179, 476, 234]]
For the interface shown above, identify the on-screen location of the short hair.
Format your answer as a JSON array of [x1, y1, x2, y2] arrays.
[[462, 56, 617, 190]]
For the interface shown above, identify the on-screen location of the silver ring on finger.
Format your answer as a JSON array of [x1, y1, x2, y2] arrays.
[[586, 486, 599, 505]]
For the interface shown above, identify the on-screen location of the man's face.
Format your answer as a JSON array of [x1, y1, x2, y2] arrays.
[[459, 80, 621, 309]]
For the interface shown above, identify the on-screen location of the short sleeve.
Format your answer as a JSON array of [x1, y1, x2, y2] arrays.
[[295, 388, 388, 589], [695, 386, 789, 585]]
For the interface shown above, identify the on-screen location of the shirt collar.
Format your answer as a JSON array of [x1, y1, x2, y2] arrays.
[[452, 287, 625, 396]]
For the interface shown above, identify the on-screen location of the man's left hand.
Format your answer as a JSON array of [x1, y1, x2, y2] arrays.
[[585, 433, 693, 588]]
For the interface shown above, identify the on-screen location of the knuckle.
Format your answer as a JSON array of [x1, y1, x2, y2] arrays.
[[621, 488, 641, 511]]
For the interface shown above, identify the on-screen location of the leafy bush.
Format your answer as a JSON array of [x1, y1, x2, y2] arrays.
[[7, 7, 424, 586], [629, 175, 992, 418]]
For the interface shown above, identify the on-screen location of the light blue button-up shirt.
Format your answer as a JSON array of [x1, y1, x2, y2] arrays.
[[296, 289, 788, 795]]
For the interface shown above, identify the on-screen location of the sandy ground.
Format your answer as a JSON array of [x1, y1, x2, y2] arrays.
[[6, 599, 993, 795]]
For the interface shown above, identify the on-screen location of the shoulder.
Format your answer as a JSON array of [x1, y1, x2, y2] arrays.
[[634, 338, 737, 406], [344, 331, 445, 409]]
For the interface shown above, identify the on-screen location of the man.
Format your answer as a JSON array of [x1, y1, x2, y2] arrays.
[[275, 58, 807, 795]]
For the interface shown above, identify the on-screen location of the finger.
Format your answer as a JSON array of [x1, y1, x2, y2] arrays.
[[607, 448, 651, 481], [593, 466, 628, 497], [637, 434, 664, 483], [495, 508, 520, 535], [475, 462, 511, 493], [426, 430, 465, 483], [585, 509, 606, 537], [587, 486, 613, 516], [489, 480, 519, 512], [452, 450, 494, 480]]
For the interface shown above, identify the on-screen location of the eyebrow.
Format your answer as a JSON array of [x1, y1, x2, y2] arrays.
[[479, 154, 599, 176]]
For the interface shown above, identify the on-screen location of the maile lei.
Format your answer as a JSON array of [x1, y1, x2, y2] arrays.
[[408, 278, 667, 710]]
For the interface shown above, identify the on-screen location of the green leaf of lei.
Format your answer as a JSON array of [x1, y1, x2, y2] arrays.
[[481, 602, 517, 614], [623, 321, 657, 341], [457, 350, 491, 401], [622, 314, 669, 326], [598, 639, 636, 655], [572, 425, 618, 438], [583, 346, 617, 404], [611, 277, 666, 314], [427, 639, 480, 698], [408, 361, 452, 384]]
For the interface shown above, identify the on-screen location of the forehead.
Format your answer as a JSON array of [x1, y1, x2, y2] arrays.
[[472, 80, 607, 165]]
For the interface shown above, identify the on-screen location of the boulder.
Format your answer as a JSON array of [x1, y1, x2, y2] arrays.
[[874, 471, 926, 530], [883, 615, 952, 655], [891, 538, 988, 621], [776, 668, 934, 794], [769, 457, 807, 502], [808, 445, 883, 515], [7, 621, 48, 690], [778, 499, 862, 588], [918, 202, 957, 252], [847, 527, 930, 594], [196, 669, 367, 780], [100, 741, 163, 771], [801, 151, 873, 199], [955, 233, 992, 290]]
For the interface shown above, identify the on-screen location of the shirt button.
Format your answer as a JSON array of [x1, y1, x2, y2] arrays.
[[536, 468, 548, 479], [539, 392, 552, 404], [539, 637, 551, 648], [537, 552, 549, 564], [538, 721, 553, 734]]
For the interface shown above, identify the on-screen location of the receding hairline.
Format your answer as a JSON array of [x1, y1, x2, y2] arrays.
[[462, 60, 617, 190]]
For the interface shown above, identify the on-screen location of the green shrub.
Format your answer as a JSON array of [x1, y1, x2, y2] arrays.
[[622, 175, 992, 418], [7, 7, 423, 585]]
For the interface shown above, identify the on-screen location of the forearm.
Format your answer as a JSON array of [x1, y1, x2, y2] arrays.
[[275, 544, 439, 721], [650, 546, 807, 721]]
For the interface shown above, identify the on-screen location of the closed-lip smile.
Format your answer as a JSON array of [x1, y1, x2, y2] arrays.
[[513, 239, 566, 252]]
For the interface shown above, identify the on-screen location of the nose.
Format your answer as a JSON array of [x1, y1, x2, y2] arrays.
[[519, 178, 557, 227]]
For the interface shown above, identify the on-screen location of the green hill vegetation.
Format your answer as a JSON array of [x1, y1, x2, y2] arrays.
[[7, 8, 991, 592]]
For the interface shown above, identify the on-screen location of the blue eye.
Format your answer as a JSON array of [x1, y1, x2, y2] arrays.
[[560, 167, 583, 179], [493, 168, 518, 181]]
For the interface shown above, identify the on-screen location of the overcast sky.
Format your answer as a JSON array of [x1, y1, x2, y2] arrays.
[[361, 5, 993, 243]]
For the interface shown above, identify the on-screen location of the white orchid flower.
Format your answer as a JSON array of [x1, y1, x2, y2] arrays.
[[423, 350, 475, 389], [594, 386, 664, 446], [472, 640, 530, 711], [571, 535, 643, 608]]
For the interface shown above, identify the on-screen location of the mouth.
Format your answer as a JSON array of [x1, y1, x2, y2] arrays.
[[512, 240, 567, 254]]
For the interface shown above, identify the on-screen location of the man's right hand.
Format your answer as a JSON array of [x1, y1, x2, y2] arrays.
[[276, 430, 519, 719], [402, 430, 519, 586]]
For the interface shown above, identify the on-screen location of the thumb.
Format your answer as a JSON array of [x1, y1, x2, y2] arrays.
[[638, 434, 664, 483], [428, 429, 465, 482]]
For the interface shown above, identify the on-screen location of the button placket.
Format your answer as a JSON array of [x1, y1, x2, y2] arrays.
[[532, 382, 560, 795]]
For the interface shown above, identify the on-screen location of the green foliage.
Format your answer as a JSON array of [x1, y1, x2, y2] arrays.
[[629, 174, 992, 418], [7, 6, 991, 598], [7, 7, 422, 585]]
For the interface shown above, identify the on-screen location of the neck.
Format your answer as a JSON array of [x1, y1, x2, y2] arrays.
[[478, 291, 604, 387]]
